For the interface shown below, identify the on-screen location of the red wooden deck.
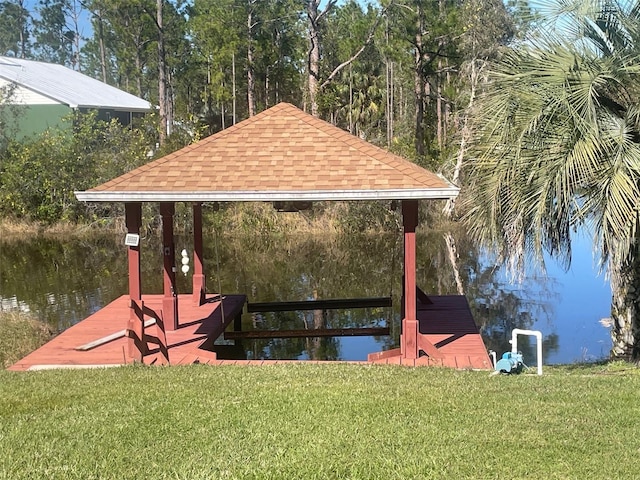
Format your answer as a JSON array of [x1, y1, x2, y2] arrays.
[[8, 294, 491, 371], [8, 293, 247, 371], [368, 295, 492, 369]]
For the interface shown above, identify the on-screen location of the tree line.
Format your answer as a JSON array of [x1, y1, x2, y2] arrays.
[[0, 0, 523, 155]]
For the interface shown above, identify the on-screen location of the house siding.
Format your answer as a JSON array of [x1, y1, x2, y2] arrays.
[[0, 78, 59, 105], [1, 104, 72, 139]]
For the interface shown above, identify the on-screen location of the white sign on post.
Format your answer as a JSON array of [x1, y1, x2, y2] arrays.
[[124, 233, 140, 247]]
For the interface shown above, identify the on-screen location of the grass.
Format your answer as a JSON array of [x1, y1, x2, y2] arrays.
[[0, 311, 53, 369], [1, 363, 639, 479]]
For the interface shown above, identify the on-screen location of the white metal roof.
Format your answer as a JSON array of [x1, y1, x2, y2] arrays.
[[0, 56, 152, 112]]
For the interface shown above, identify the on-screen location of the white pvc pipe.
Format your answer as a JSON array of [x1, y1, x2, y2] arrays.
[[489, 350, 497, 367], [510, 328, 543, 375]]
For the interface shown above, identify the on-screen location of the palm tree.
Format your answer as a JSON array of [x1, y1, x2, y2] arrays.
[[462, 0, 640, 361]]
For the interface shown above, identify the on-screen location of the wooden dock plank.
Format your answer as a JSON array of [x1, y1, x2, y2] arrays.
[[225, 327, 389, 339], [247, 297, 392, 312]]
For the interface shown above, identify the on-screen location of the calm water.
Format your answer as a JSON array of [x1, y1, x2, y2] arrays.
[[526, 233, 611, 363], [0, 231, 611, 365]]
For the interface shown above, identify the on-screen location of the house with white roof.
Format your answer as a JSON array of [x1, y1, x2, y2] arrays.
[[0, 56, 152, 138]]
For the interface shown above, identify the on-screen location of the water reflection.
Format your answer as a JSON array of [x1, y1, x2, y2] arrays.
[[0, 230, 610, 364], [224, 306, 393, 361]]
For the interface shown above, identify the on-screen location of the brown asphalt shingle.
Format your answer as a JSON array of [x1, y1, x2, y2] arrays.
[[85, 102, 456, 199]]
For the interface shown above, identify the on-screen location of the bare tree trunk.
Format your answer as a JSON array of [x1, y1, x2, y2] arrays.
[[348, 64, 353, 133], [68, 0, 83, 71], [232, 52, 237, 125], [17, 0, 27, 58], [247, 3, 256, 117], [443, 59, 481, 217], [265, 66, 270, 108], [414, 53, 424, 155], [135, 52, 143, 98], [437, 57, 443, 148], [157, 0, 167, 145], [306, 0, 389, 118], [167, 69, 174, 136], [444, 232, 465, 295], [306, 0, 324, 117], [385, 13, 393, 147], [386, 60, 393, 147], [436, 0, 445, 149], [219, 65, 226, 129], [97, 10, 108, 82], [414, 3, 425, 157]]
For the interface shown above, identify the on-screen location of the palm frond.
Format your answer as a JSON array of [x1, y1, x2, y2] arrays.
[[462, 0, 640, 278]]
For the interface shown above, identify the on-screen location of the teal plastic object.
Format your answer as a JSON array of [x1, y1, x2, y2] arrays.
[[494, 352, 524, 374]]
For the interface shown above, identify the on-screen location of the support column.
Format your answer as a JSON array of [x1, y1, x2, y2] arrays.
[[161, 202, 179, 330], [192, 202, 206, 306], [401, 200, 419, 359], [125, 202, 144, 361]]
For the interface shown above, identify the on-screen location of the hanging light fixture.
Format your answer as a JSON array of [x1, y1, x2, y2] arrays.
[[181, 248, 190, 276]]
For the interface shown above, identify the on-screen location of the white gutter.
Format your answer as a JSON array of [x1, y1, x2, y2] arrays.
[[75, 187, 460, 203], [76, 105, 152, 113]]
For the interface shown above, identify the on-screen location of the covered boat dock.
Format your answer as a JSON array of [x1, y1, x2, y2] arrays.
[[9, 102, 491, 370]]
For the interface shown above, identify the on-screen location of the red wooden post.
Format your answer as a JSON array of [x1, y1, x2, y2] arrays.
[[192, 202, 206, 306], [125, 202, 144, 361], [401, 200, 419, 359], [161, 202, 179, 330]]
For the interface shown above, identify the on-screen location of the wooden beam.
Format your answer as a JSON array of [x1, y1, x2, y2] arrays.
[[225, 327, 390, 339], [247, 297, 392, 312], [367, 347, 401, 362], [76, 319, 156, 351], [417, 333, 445, 359]]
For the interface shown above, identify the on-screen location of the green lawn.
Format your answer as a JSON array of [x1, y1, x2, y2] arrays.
[[1, 363, 639, 479]]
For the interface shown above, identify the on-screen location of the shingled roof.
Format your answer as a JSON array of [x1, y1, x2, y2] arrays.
[[75, 102, 458, 202]]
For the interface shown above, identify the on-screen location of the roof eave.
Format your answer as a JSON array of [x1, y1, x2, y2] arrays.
[[75, 188, 460, 203], [75, 105, 152, 112]]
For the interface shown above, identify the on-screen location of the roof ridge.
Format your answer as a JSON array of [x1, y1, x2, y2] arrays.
[[283, 104, 440, 184], [189, 102, 285, 146]]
